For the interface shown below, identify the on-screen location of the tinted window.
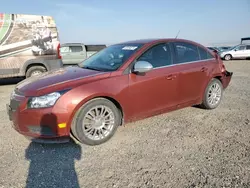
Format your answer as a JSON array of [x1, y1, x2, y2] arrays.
[[137, 43, 172, 68], [236, 45, 246, 51], [198, 47, 208, 60], [247, 45, 250, 50], [174, 42, 199, 63], [70, 46, 83, 52], [198, 47, 214, 60], [207, 51, 214, 59]]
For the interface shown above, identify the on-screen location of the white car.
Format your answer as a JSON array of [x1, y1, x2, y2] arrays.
[[220, 44, 250, 60]]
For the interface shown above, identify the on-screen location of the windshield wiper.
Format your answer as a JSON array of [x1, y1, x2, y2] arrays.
[[82, 66, 111, 72], [82, 66, 102, 71]]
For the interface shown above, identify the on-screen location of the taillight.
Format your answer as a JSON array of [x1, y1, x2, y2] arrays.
[[214, 52, 226, 72], [57, 43, 61, 59]]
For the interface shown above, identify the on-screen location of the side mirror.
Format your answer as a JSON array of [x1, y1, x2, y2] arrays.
[[133, 61, 153, 73], [234, 49, 237, 51]]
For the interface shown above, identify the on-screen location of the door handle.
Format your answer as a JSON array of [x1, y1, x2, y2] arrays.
[[201, 67, 208, 72], [166, 74, 177, 80]]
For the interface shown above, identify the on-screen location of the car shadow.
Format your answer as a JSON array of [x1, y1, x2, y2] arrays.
[[25, 113, 82, 188], [0, 77, 24, 85], [192, 104, 203, 109], [25, 141, 82, 188]]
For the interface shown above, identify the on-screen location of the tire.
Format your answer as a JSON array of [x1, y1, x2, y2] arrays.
[[25, 66, 46, 78], [71, 98, 121, 146], [224, 54, 232, 61], [201, 78, 223, 109]]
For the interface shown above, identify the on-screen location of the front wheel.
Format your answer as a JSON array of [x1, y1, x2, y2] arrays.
[[25, 66, 46, 78], [201, 78, 223, 109], [224, 54, 232, 61], [71, 98, 121, 146]]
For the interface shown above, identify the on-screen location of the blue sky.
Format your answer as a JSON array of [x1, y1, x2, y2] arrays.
[[1, 0, 250, 46]]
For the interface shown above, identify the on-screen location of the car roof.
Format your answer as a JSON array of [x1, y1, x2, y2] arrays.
[[61, 43, 106, 46], [115, 38, 204, 46]]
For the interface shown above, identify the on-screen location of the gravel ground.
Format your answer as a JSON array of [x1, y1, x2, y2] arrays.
[[0, 60, 250, 188]]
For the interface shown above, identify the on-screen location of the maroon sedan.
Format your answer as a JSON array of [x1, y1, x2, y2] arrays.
[[6, 39, 233, 145]]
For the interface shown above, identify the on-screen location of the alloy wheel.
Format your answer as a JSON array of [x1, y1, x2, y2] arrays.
[[225, 54, 231, 61], [207, 83, 222, 106], [82, 105, 115, 141]]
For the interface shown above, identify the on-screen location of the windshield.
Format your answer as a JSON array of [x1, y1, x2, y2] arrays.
[[228, 45, 240, 51], [78, 43, 144, 71]]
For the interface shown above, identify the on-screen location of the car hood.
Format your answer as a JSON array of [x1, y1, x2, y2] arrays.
[[220, 49, 232, 54], [221, 49, 230, 52], [15, 66, 110, 96]]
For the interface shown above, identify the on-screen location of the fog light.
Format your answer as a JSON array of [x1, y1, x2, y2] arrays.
[[58, 123, 66, 128]]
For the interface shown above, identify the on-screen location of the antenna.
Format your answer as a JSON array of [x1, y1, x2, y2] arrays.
[[175, 30, 180, 39]]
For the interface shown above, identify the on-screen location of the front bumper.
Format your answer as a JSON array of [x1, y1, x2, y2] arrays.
[[6, 97, 71, 143], [219, 54, 225, 58]]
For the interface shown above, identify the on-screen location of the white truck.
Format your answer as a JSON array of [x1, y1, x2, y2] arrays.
[[0, 13, 63, 78], [60, 43, 106, 65]]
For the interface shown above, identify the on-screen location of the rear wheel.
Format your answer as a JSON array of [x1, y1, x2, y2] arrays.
[[224, 54, 232, 61], [71, 98, 121, 146], [26, 66, 46, 78], [201, 78, 223, 109]]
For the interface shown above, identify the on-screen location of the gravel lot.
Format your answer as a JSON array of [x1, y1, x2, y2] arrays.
[[0, 60, 250, 188]]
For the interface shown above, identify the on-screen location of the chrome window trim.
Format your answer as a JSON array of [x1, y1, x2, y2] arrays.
[[153, 58, 215, 70]]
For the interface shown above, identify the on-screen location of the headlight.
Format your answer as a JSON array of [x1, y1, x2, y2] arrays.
[[28, 92, 61, 109]]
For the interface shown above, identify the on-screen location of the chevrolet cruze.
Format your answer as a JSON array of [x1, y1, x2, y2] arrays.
[[6, 39, 233, 146]]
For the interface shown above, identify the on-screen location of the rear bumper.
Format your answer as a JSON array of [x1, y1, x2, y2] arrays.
[[221, 70, 233, 89]]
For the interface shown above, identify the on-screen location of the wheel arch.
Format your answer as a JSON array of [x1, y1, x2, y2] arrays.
[[224, 53, 233, 59], [21, 59, 48, 75], [213, 75, 223, 84], [91, 96, 124, 125], [69, 94, 125, 131], [25, 63, 47, 72], [69, 95, 125, 144]]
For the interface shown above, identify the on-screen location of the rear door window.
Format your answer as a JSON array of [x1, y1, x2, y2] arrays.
[[198, 47, 214, 60], [173, 42, 200, 64]]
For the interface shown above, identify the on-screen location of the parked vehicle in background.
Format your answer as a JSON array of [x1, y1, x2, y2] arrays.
[[207, 47, 220, 53], [6, 38, 233, 146], [217, 46, 231, 52], [0, 13, 62, 79], [60, 43, 106, 65], [219, 44, 250, 60]]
